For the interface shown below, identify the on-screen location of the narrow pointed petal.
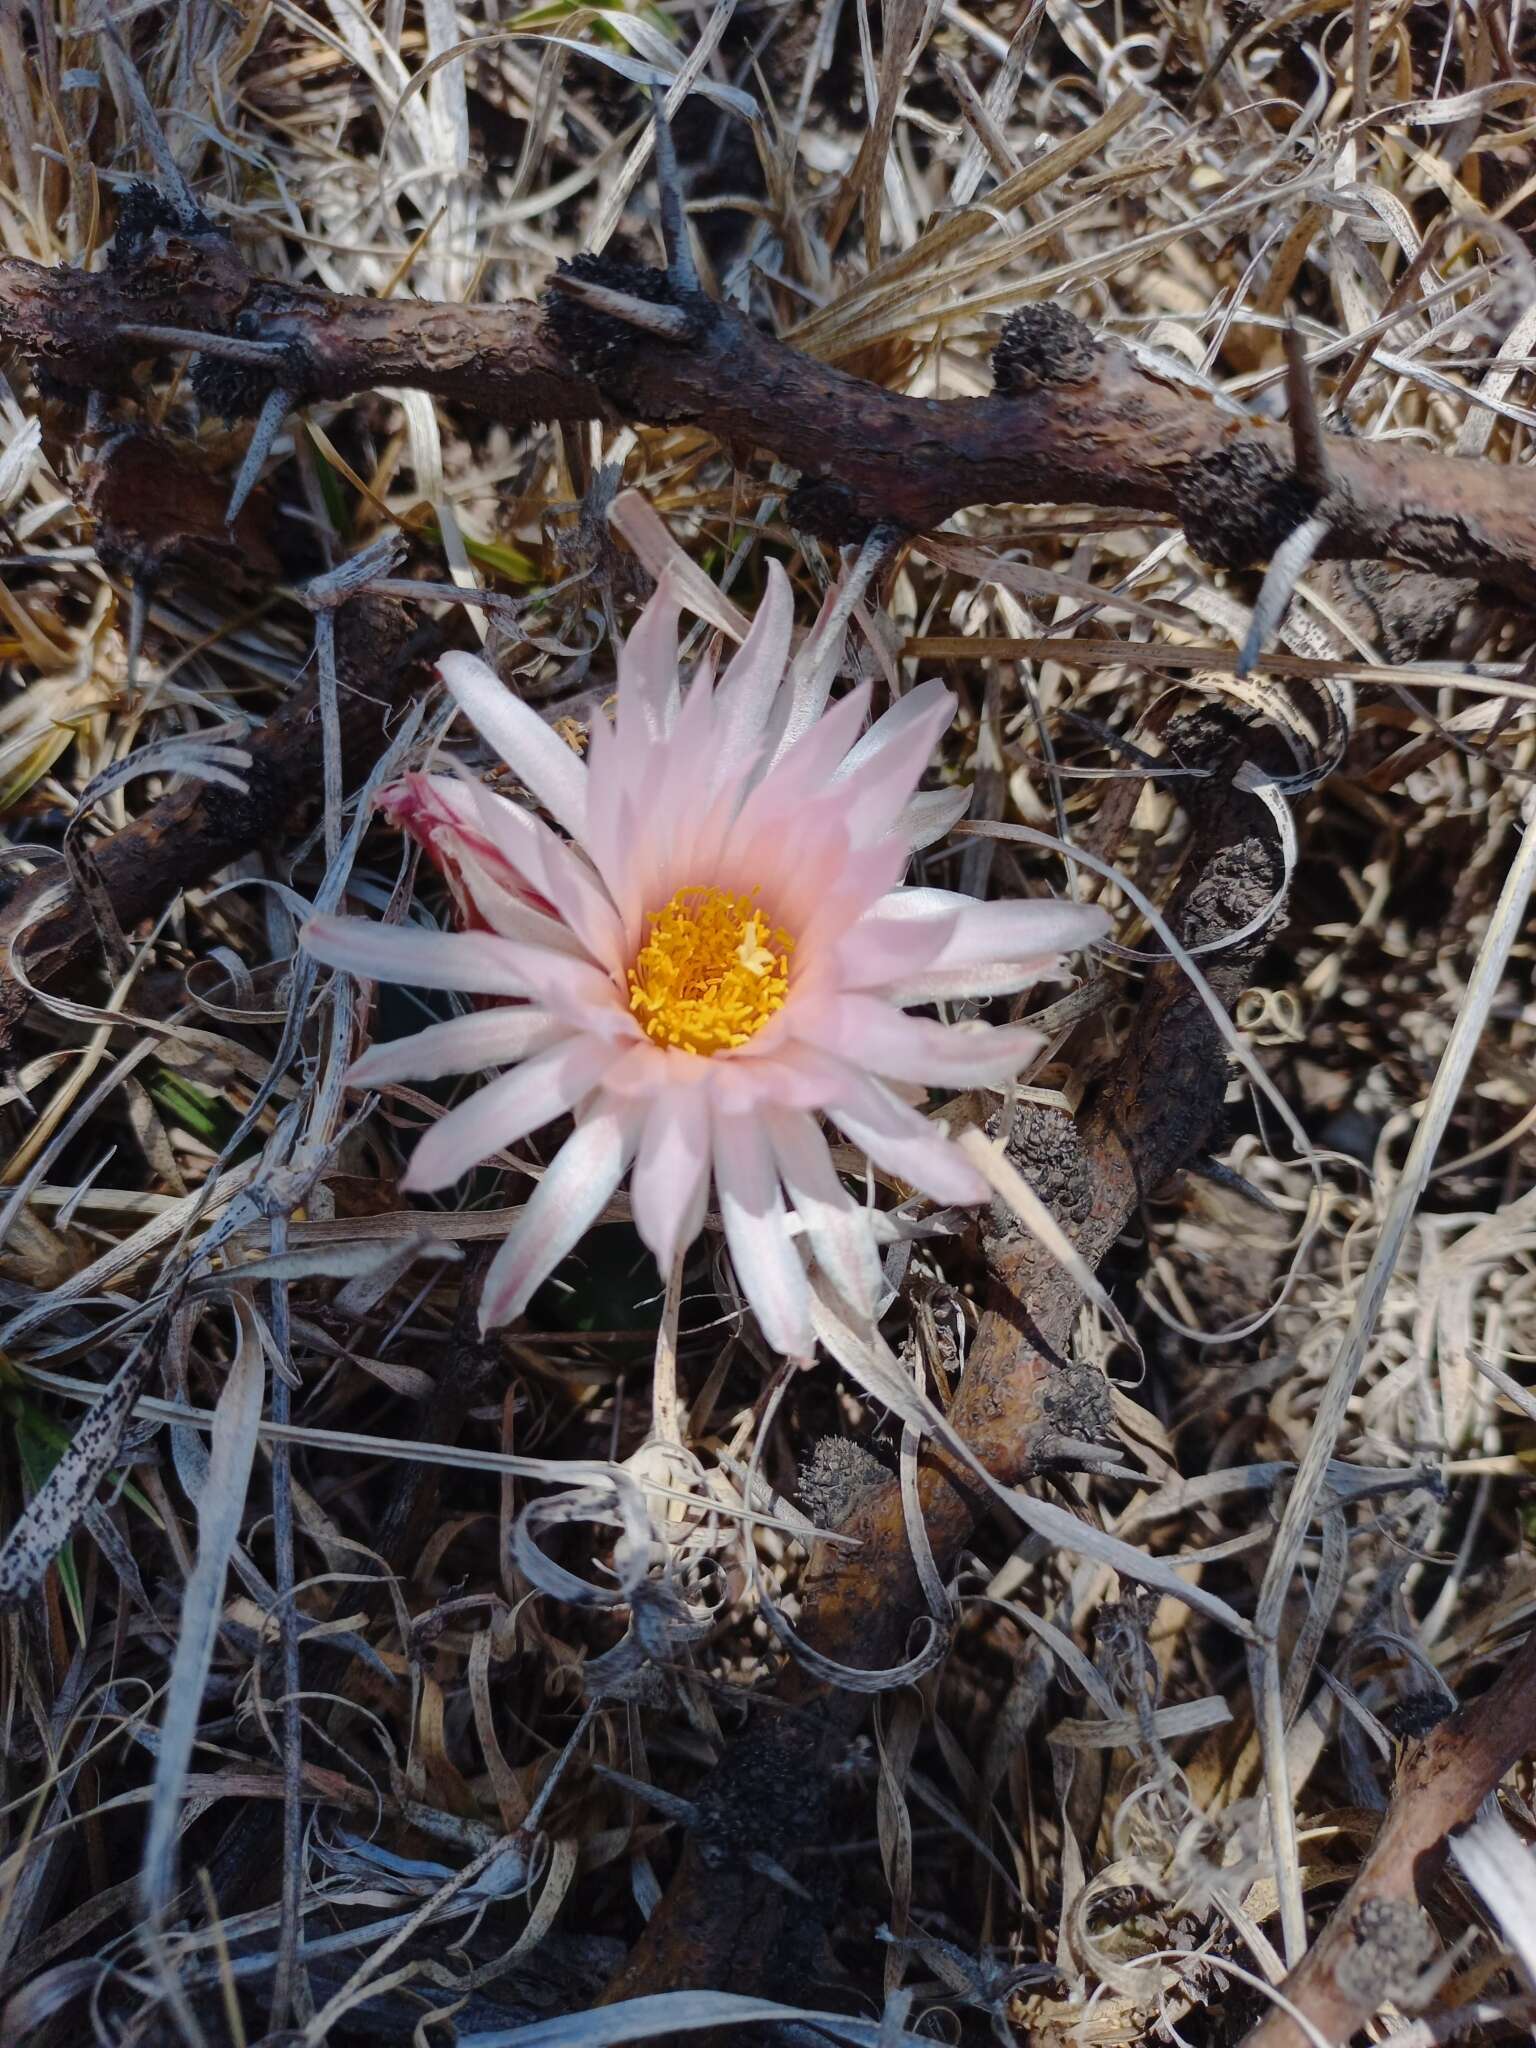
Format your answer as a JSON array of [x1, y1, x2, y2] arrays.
[[842, 891, 1108, 1001], [479, 1103, 640, 1331], [497, 946, 636, 1039], [767, 571, 847, 760], [579, 720, 649, 940], [820, 1065, 991, 1205], [924, 894, 1111, 971], [765, 1108, 880, 1319], [617, 574, 682, 746], [798, 997, 1045, 1089], [712, 557, 793, 773], [874, 910, 1107, 1005], [837, 734, 956, 856], [403, 1038, 618, 1192], [437, 651, 588, 841], [303, 916, 532, 998], [787, 831, 911, 967], [833, 676, 956, 782], [347, 1007, 563, 1087], [631, 1085, 711, 1270], [828, 681, 957, 849], [449, 844, 589, 957], [718, 682, 872, 870], [713, 1106, 813, 1356], [629, 632, 730, 887], [898, 785, 972, 851], [831, 908, 958, 992], [456, 777, 626, 966], [880, 960, 1068, 1005]]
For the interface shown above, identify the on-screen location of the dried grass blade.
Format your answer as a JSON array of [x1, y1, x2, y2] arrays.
[[140, 1294, 265, 1920], [457, 1990, 935, 2048]]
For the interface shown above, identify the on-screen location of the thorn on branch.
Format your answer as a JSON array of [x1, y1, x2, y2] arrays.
[[1185, 1153, 1282, 1212], [547, 270, 696, 343], [117, 323, 290, 370], [1230, 323, 1338, 673], [123, 577, 149, 694], [1282, 321, 1333, 498], [648, 86, 700, 295], [1236, 509, 1333, 675], [96, 20, 206, 234], [225, 386, 294, 527]]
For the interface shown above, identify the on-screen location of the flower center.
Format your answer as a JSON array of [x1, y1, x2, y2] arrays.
[[627, 885, 793, 1055]]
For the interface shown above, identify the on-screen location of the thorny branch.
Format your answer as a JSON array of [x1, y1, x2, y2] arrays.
[[1244, 1622, 1536, 2048], [2, 195, 1535, 606], [599, 714, 1289, 2001]]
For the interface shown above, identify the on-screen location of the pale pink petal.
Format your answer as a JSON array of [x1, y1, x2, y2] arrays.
[[829, 680, 957, 848], [629, 640, 731, 887], [898, 785, 972, 851], [302, 916, 532, 998], [403, 1037, 619, 1193], [840, 891, 1107, 1000], [922, 894, 1111, 972], [862, 885, 958, 925], [650, 767, 751, 912], [507, 948, 638, 1041], [834, 676, 956, 782], [817, 1061, 991, 1205], [347, 1007, 563, 1087], [448, 844, 590, 958], [785, 831, 912, 971], [479, 1102, 641, 1332], [697, 801, 853, 944], [617, 574, 682, 747], [879, 960, 1067, 1005], [874, 913, 1107, 1005], [763, 1107, 880, 1319], [577, 699, 624, 874], [831, 907, 959, 991], [579, 724, 650, 941], [455, 777, 626, 967], [796, 996, 1045, 1089], [712, 558, 793, 774], [716, 682, 872, 871], [764, 572, 848, 759], [630, 1085, 712, 1270], [437, 651, 588, 841], [713, 1106, 813, 1356]]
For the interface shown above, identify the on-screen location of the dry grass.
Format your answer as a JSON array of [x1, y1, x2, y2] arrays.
[[1, 1, 1536, 2043]]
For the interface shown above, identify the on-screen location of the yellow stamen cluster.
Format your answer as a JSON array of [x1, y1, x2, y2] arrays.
[[628, 885, 793, 1056]]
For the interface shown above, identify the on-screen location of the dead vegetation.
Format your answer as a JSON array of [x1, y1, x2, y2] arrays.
[[2, 2, 1536, 2045]]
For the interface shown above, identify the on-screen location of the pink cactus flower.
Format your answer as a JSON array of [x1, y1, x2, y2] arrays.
[[302, 566, 1107, 1353]]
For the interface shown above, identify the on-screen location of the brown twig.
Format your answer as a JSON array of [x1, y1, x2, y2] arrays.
[[599, 712, 1288, 1999], [1242, 1624, 1536, 2048], [3, 205, 1536, 605]]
